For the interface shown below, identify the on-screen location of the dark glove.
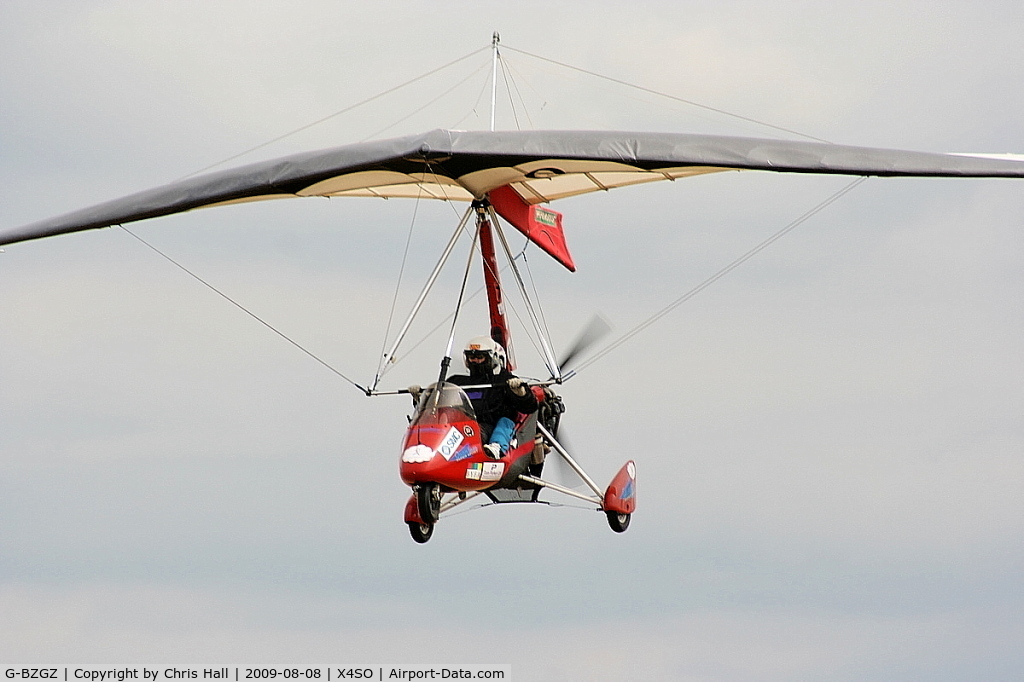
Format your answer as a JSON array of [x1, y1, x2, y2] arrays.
[[507, 377, 527, 396]]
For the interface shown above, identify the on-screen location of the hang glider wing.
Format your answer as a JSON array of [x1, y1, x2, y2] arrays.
[[4, 129, 1024, 247]]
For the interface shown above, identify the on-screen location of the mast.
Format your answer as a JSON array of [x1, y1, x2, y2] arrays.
[[474, 200, 514, 370], [490, 31, 499, 132], [483, 32, 510, 367]]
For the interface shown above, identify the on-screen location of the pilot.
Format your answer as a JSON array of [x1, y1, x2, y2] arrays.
[[446, 335, 538, 459]]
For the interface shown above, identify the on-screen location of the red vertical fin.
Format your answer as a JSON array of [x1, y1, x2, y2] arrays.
[[489, 185, 576, 272], [602, 460, 636, 514]]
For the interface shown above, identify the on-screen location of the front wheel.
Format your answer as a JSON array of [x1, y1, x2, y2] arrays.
[[408, 522, 434, 543], [416, 483, 442, 524], [606, 511, 631, 533]]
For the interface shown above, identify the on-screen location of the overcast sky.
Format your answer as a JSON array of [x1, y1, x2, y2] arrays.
[[2, 2, 1023, 679]]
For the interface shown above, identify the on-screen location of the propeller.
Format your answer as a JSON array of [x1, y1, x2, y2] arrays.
[[556, 314, 612, 375], [531, 314, 613, 490], [546, 429, 587, 489]]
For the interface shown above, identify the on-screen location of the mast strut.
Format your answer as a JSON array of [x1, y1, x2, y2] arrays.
[[475, 200, 515, 368], [490, 32, 500, 132]]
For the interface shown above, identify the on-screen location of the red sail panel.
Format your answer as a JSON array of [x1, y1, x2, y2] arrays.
[[489, 185, 576, 272]]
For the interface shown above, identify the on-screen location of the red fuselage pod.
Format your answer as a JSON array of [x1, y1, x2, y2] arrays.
[[602, 460, 637, 514], [400, 382, 535, 492], [399, 413, 498, 491]]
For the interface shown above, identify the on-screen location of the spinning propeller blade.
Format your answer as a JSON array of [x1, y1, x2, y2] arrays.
[[557, 314, 612, 373], [547, 429, 587, 490]]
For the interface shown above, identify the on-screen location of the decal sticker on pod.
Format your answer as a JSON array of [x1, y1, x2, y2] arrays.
[[449, 444, 474, 462], [481, 462, 505, 482], [402, 444, 434, 463], [437, 426, 465, 461]]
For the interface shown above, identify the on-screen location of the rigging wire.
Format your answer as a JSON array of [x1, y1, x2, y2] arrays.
[[424, 157, 474, 221], [372, 204, 475, 389], [573, 177, 868, 375], [497, 54, 523, 130], [387, 282, 487, 368], [499, 57, 552, 120], [377, 251, 541, 377], [378, 189, 424, 373], [475, 227, 543, 369], [175, 45, 490, 181], [373, 155, 481, 385], [491, 265, 550, 373], [373, 235, 551, 381], [359, 59, 491, 142], [501, 44, 831, 144], [444, 218, 483, 362], [441, 498, 599, 519], [449, 63, 495, 130], [501, 59, 536, 130], [488, 207, 561, 377], [148, 40, 851, 392], [516, 244, 556, 359], [371, 160, 480, 386], [119, 225, 368, 394]]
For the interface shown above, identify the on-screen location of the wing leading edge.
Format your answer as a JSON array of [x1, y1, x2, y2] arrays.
[[5, 129, 1024, 246]]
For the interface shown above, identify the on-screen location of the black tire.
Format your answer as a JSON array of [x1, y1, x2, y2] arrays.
[[416, 483, 441, 524], [606, 511, 631, 533], [408, 522, 434, 543]]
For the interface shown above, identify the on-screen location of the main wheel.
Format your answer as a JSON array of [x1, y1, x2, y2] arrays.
[[606, 511, 631, 533], [416, 483, 442, 524], [408, 522, 434, 543]]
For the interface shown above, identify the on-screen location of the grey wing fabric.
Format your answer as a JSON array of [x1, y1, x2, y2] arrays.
[[5, 129, 1024, 246]]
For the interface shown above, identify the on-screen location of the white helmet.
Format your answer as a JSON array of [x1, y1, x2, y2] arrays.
[[463, 335, 506, 376]]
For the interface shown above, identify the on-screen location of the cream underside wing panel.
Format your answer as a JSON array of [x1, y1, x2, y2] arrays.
[[295, 163, 733, 203], [298, 171, 472, 200], [202, 194, 296, 209]]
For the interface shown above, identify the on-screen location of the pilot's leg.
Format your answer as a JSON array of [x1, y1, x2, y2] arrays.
[[488, 417, 516, 455]]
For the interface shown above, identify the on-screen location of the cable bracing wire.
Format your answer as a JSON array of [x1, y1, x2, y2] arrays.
[[372, 204, 475, 390], [497, 55, 523, 131], [379, 253, 531, 375], [501, 59, 535, 130], [444, 218, 483, 360], [360, 59, 491, 142], [488, 207, 560, 377], [377, 188, 424, 378], [516, 244, 555, 353], [119, 225, 369, 394], [176, 45, 490, 181], [573, 177, 868, 375], [501, 45, 830, 144], [479, 253, 546, 372], [450, 65, 498, 130]]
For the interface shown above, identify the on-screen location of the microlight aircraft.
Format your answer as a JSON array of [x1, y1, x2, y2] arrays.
[[4, 129, 1024, 542]]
